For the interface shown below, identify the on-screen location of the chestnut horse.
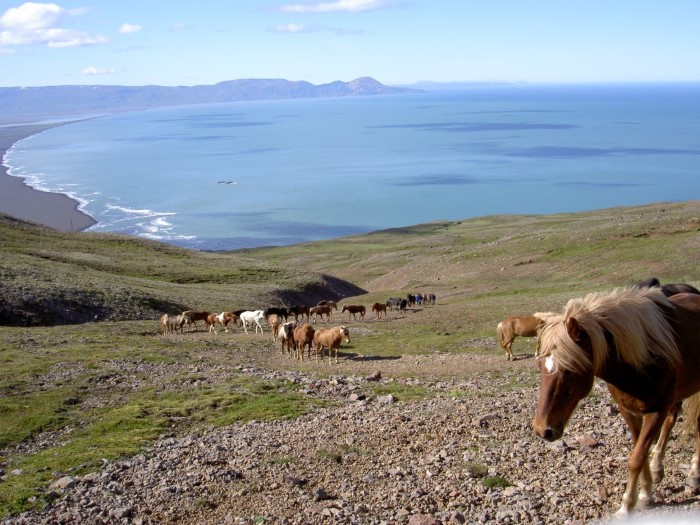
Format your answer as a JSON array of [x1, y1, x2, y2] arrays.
[[533, 287, 700, 517], [341, 304, 365, 321], [496, 312, 555, 360]]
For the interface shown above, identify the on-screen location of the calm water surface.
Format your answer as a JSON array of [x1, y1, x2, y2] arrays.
[[5, 84, 700, 250]]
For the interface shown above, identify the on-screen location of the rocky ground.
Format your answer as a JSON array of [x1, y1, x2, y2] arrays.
[[3, 347, 700, 525]]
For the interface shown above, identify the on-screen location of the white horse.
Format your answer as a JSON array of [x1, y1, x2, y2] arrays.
[[239, 310, 265, 334]]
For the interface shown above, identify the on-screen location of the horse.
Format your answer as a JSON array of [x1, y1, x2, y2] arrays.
[[496, 312, 556, 360], [267, 313, 282, 342], [317, 300, 338, 311], [205, 311, 237, 335], [309, 305, 333, 322], [276, 322, 296, 356], [181, 310, 210, 331], [313, 325, 350, 364], [533, 287, 700, 517], [635, 277, 700, 297], [239, 310, 265, 334], [386, 297, 401, 310], [293, 322, 315, 361], [371, 302, 387, 319], [341, 304, 365, 321], [288, 305, 310, 321], [161, 313, 187, 335], [264, 306, 289, 321]]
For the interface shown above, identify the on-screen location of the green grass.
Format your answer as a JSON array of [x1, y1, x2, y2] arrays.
[[482, 476, 511, 489], [1, 200, 700, 517], [0, 322, 328, 517]]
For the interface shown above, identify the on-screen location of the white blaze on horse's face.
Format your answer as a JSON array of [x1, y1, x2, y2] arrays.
[[544, 356, 556, 374]]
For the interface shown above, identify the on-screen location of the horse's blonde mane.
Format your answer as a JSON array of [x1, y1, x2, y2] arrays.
[[538, 287, 679, 374]]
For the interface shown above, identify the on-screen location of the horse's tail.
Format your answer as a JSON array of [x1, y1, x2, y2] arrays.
[[496, 322, 504, 348], [682, 392, 700, 438]]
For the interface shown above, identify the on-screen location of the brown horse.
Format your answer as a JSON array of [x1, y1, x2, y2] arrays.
[[533, 287, 700, 517], [181, 310, 211, 331], [496, 312, 555, 360], [341, 304, 365, 321], [371, 302, 387, 319], [309, 305, 333, 322], [317, 300, 338, 310]]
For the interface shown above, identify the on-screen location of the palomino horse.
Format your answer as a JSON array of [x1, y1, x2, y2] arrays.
[[496, 312, 555, 360], [533, 287, 700, 517]]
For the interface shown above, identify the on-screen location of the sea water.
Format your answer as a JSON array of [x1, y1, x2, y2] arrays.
[[5, 83, 700, 250]]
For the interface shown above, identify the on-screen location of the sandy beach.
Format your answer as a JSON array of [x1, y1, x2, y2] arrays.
[[0, 122, 97, 232]]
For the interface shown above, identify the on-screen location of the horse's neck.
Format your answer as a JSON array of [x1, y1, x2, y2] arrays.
[[599, 358, 674, 409]]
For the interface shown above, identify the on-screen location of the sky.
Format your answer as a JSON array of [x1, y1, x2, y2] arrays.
[[1, 0, 699, 88]]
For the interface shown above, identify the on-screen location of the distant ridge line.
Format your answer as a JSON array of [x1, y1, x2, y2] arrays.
[[0, 77, 420, 118]]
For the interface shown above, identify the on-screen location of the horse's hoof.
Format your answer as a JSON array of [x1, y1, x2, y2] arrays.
[[651, 467, 664, 484], [686, 475, 700, 489], [638, 495, 653, 508]]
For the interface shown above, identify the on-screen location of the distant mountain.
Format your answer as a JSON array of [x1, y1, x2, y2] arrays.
[[0, 77, 420, 120]]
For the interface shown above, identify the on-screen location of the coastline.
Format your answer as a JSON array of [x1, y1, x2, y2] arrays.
[[0, 122, 97, 232]]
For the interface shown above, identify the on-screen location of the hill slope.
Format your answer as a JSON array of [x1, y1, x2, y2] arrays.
[[2, 200, 699, 326], [0, 213, 365, 326]]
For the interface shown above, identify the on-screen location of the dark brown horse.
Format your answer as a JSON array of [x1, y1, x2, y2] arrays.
[[288, 305, 310, 321], [309, 305, 333, 322], [496, 312, 555, 360], [341, 304, 366, 321], [533, 287, 700, 517], [181, 310, 211, 331], [636, 277, 700, 297]]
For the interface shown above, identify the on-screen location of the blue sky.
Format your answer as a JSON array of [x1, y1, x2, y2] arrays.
[[1, 0, 699, 87]]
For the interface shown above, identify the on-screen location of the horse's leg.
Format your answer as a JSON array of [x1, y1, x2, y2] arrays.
[[687, 394, 700, 488], [689, 422, 700, 489], [650, 401, 681, 484], [615, 406, 667, 516], [504, 339, 514, 360]]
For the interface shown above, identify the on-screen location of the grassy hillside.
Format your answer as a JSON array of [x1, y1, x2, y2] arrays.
[[1, 200, 699, 517], [0, 213, 365, 326], [241, 200, 700, 322]]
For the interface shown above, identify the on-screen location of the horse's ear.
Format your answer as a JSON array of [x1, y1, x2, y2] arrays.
[[566, 317, 583, 342]]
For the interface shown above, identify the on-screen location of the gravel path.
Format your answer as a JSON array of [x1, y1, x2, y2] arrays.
[[4, 350, 700, 525]]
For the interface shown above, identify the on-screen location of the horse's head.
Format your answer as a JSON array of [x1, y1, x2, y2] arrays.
[[533, 316, 595, 442]]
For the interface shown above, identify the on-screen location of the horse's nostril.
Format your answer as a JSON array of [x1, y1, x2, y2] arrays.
[[543, 427, 557, 442]]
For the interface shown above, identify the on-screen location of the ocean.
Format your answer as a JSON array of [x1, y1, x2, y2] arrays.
[[5, 83, 700, 250]]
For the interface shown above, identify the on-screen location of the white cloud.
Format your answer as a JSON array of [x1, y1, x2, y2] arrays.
[[0, 47, 17, 54], [0, 2, 107, 48], [271, 23, 311, 33], [278, 0, 391, 13], [81, 66, 118, 75], [119, 23, 142, 34], [270, 22, 361, 36], [0, 2, 66, 30]]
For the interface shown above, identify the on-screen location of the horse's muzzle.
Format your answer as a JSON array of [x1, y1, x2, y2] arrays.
[[533, 419, 562, 442]]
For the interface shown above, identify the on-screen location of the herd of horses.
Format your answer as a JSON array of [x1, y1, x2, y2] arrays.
[[499, 278, 700, 516], [161, 294, 437, 338], [159, 278, 700, 517]]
